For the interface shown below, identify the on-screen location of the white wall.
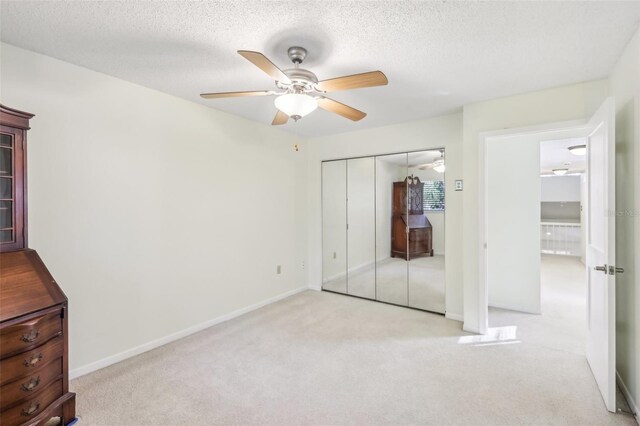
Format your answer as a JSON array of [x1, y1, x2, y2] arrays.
[[609, 26, 640, 413], [0, 43, 307, 374], [541, 175, 581, 202], [462, 79, 609, 332], [321, 160, 347, 284], [486, 134, 541, 313], [580, 173, 588, 264], [306, 113, 464, 319]]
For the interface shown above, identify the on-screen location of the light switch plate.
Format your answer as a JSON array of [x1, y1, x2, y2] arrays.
[[455, 180, 463, 191]]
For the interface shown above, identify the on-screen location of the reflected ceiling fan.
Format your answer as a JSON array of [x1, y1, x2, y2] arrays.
[[200, 46, 388, 125], [418, 150, 445, 173]]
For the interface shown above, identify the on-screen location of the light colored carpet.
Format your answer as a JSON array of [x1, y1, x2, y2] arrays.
[[489, 254, 587, 355], [323, 255, 445, 313], [71, 256, 633, 425]]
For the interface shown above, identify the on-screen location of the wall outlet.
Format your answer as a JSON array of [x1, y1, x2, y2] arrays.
[[301, 261, 305, 270], [455, 180, 463, 191], [276, 265, 281, 274]]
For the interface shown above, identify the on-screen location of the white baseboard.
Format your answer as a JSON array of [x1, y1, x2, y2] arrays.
[[617, 370, 639, 417], [308, 285, 322, 291], [445, 312, 463, 322], [462, 323, 480, 334], [70, 286, 308, 380], [488, 302, 541, 315]]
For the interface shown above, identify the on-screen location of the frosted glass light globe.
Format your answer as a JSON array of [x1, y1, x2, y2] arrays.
[[274, 94, 318, 119]]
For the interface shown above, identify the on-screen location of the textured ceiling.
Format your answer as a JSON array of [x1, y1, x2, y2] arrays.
[[1, 1, 639, 137]]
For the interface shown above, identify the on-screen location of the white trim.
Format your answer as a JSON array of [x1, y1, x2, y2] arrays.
[[308, 285, 322, 291], [70, 286, 308, 379], [477, 119, 588, 335], [488, 302, 541, 315], [617, 370, 639, 418], [445, 312, 463, 322], [462, 324, 480, 334]]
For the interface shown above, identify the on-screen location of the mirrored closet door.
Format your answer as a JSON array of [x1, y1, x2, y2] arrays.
[[346, 158, 376, 299], [407, 150, 446, 312], [375, 153, 408, 305], [322, 149, 446, 314]]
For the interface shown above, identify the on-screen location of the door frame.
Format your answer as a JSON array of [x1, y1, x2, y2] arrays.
[[477, 119, 589, 334], [320, 147, 448, 315]]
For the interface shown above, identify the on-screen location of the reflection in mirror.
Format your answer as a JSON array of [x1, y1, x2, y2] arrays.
[[347, 158, 376, 299], [322, 160, 347, 293], [375, 153, 408, 305], [407, 150, 446, 313]]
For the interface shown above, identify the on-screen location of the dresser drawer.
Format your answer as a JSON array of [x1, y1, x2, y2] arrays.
[[0, 336, 63, 386], [0, 312, 62, 359], [0, 358, 62, 408], [0, 378, 62, 426]]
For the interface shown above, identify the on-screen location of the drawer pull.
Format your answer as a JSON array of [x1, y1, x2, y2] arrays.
[[21, 401, 40, 417], [21, 376, 41, 392], [20, 329, 40, 343], [23, 353, 43, 367]]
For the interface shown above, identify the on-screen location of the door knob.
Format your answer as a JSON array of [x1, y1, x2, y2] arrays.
[[594, 265, 608, 274]]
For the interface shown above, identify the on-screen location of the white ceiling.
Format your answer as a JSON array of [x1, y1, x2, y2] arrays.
[[1, 1, 639, 137], [540, 137, 587, 174]]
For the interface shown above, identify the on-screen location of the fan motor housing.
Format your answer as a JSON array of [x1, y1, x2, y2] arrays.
[[277, 68, 318, 92]]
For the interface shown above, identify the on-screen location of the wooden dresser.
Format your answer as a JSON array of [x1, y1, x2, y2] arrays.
[[0, 106, 76, 425], [391, 176, 434, 260]]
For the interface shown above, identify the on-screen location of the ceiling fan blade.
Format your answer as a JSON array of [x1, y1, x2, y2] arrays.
[[317, 97, 366, 121], [200, 90, 273, 99], [272, 110, 289, 126], [238, 50, 291, 84], [317, 71, 388, 92]]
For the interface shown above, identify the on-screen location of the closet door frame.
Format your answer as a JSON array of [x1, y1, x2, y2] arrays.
[[320, 147, 446, 314]]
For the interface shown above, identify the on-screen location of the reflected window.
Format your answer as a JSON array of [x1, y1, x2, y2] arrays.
[[423, 181, 445, 211]]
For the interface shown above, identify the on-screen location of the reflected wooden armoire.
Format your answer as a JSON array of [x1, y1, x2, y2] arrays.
[[391, 176, 434, 260], [0, 105, 76, 426]]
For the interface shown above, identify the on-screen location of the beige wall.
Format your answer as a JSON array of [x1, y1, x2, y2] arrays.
[[610, 26, 640, 412], [461, 79, 609, 332], [0, 43, 307, 375]]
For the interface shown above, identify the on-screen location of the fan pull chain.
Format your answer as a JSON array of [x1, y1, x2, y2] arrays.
[[293, 118, 300, 152]]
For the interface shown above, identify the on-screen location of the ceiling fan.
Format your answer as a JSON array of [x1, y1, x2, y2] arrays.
[[417, 150, 445, 173], [200, 46, 388, 125]]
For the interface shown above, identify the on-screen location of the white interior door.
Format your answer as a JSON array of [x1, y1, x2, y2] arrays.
[[585, 97, 616, 412]]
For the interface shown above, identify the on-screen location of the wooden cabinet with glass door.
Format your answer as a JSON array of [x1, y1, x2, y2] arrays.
[[0, 105, 32, 253]]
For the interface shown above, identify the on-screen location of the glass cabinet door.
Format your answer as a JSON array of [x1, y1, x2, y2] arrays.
[[0, 133, 14, 244]]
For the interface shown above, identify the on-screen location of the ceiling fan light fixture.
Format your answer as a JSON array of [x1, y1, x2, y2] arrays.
[[568, 144, 587, 156], [434, 164, 446, 173], [274, 93, 318, 119], [553, 168, 569, 176]]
